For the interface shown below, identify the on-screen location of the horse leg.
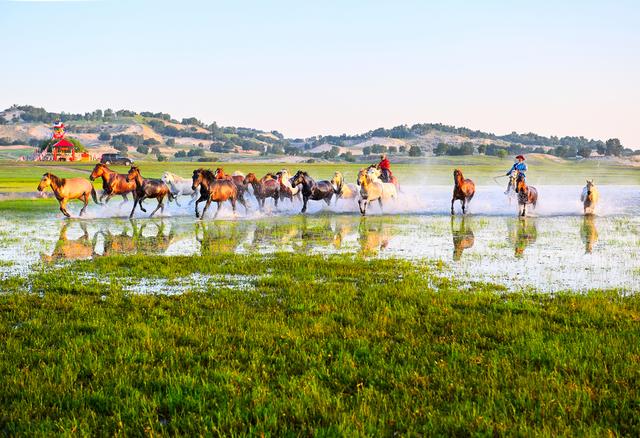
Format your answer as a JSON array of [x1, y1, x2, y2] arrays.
[[58, 198, 71, 218], [462, 198, 466, 215], [238, 196, 249, 214], [301, 196, 308, 213], [213, 202, 222, 219], [139, 196, 148, 212], [359, 200, 367, 216], [201, 199, 212, 219], [378, 198, 383, 212], [79, 193, 89, 216], [451, 197, 455, 215], [274, 194, 279, 209], [150, 198, 163, 218], [173, 194, 182, 208], [189, 192, 198, 205], [129, 198, 139, 219]]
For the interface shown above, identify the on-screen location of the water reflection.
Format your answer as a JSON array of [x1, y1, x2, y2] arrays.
[[450, 216, 475, 261], [358, 217, 392, 256], [195, 221, 246, 255], [580, 215, 599, 254], [99, 220, 175, 256], [41, 222, 95, 262], [507, 217, 538, 258]]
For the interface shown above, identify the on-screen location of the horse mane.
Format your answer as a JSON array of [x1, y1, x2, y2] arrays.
[[45, 173, 64, 186], [201, 169, 216, 180]]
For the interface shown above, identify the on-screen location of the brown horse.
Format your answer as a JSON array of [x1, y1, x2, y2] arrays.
[[192, 168, 239, 219], [451, 169, 475, 215], [581, 180, 599, 215], [515, 174, 538, 217], [214, 167, 250, 204], [244, 173, 280, 209], [90, 163, 135, 204], [451, 216, 475, 261], [37, 173, 100, 217], [126, 166, 174, 218]]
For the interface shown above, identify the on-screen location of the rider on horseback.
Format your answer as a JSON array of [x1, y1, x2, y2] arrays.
[[505, 154, 527, 194], [376, 154, 393, 183]]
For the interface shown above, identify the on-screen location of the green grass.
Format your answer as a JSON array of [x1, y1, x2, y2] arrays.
[[1, 253, 638, 435], [0, 156, 638, 193]]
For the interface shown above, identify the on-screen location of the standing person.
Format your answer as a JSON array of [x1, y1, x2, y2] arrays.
[[505, 154, 527, 194], [377, 154, 392, 183]]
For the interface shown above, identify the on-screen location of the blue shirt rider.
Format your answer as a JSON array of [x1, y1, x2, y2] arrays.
[[505, 155, 527, 194]]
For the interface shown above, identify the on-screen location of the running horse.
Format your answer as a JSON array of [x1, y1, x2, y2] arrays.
[[243, 173, 280, 210], [289, 170, 334, 213], [357, 168, 397, 216], [192, 168, 240, 219], [214, 167, 250, 205], [161, 171, 198, 206], [126, 166, 174, 218], [580, 180, 599, 215], [451, 169, 475, 215], [37, 172, 101, 217], [89, 163, 135, 204], [276, 169, 302, 204], [331, 171, 358, 204], [367, 165, 400, 192], [515, 174, 538, 217]]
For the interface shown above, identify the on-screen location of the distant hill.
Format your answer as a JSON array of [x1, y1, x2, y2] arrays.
[[0, 105, 635, 161]]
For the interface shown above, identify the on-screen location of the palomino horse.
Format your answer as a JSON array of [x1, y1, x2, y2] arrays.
[[214, 167, 250, 204], [331, 171, 358, 204], [450, 216, 475, 261], [515, 174, 538, 217], [580, 180, 599, 215], [161, 171, 198, 206], [276, 169, 302, 204], [357, 168, 397, 216], [290, 171, 334, 213], [580, 215, 598, 254], [37, 173, 100, 217], [451, 169, 475, 215], [126, 166, 174, 218], [366, 164, 400, 192], [192, 168, 240, 219], [243, 173, 280, 209], [89, 163, 135, 204]]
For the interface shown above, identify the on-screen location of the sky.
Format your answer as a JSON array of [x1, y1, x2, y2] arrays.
[[2, 0, 639, 147]]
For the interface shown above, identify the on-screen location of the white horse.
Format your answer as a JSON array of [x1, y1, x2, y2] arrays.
[[161, 171, 198, 206], [357, 168, 397, 215], [331, 171, 358, 205]]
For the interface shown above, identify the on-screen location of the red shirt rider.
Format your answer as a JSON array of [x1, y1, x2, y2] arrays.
[[378, 154, 392, 181]]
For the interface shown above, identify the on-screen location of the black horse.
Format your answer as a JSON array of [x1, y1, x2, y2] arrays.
[[290, 171, 334, 213]]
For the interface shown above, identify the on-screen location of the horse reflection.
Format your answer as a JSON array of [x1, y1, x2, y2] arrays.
[[99, 220, 174, 256], [358, 217, 392, 256], [580, 215, 599, 254], [451, 216, 475, 261], [195, 221, 247, 255], [508, 217, 538, 258], [42, 222, 96, 262]]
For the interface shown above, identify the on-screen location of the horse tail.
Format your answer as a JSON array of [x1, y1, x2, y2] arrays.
[[91, 187, 102, 205]]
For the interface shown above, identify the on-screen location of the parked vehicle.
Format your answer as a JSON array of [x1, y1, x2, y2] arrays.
[[100, 153, 133, 166]]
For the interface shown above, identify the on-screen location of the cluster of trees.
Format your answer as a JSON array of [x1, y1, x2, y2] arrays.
[[434, 142, 475, 156], [174, 148, 206, 159], [0, 137, 24, 146]]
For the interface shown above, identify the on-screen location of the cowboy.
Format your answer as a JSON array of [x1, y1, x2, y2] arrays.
[[377, 154, 392, 183], [505, 155, 527, 194]]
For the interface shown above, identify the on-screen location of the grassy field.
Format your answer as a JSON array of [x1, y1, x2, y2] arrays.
[[0, 253, 638, 435], [0, 155, 638, 193]]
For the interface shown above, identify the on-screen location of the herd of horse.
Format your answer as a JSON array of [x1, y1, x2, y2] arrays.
[[35, 164, 599, 219]]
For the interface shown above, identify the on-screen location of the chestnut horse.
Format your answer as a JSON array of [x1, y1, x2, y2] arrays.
[[243, 173, 280, 209], [290, 170, 334, 213], [214, 167, 250, 204], [451, 169, 475, 215], [126, 166, 174, 218], [89, 163, 135, 204], [192, 168, 239, 219], [37, 173, 100, 217], [515, 174, 538, 217], [581, 180, 599, 215]]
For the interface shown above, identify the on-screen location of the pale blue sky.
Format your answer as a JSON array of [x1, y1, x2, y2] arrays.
[[2, 0, 639, 146]]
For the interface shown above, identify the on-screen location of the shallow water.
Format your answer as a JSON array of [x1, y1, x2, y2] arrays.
[[1, 185, 638, 293]]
